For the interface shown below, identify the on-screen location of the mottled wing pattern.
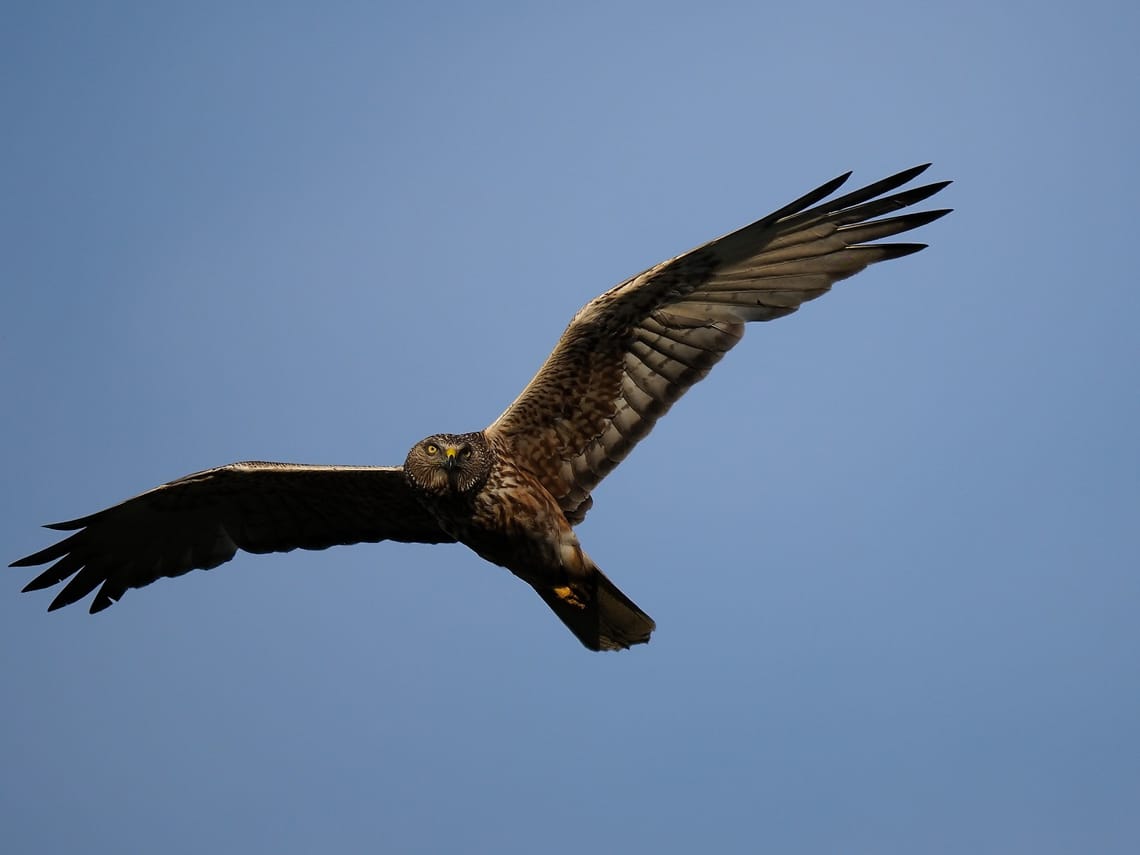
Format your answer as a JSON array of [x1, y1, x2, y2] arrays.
[[486, 164, 951, 521], [11, 462, 454, 613]]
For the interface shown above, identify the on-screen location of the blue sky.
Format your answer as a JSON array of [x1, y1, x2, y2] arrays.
[[2, 2, 1138, 853]]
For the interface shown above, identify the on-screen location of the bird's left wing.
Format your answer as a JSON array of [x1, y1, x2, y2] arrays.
[[486, 164, 951, 522], [11, 462, 454, 613]]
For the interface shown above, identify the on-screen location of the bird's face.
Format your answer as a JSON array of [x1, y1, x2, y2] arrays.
[[403, 431, 492, 497]]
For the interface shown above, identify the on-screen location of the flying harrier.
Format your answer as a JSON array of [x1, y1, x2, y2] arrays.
[[12, 164, 950, 650]]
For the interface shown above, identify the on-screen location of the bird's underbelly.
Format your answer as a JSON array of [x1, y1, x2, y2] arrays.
[[431, 485, 587, 586]]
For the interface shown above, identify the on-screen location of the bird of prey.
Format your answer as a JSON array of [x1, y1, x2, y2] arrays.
[[11, 164, 950, 651]]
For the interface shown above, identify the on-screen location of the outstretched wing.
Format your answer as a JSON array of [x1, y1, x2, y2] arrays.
[[486, 164, 951, 522], [11, 462, 454, 613]]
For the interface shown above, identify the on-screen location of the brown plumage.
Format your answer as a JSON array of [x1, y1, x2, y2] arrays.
[[11, 164, 951, 651]]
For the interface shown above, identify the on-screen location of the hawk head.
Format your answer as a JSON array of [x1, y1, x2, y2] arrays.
[[403, 431, 493, 498]]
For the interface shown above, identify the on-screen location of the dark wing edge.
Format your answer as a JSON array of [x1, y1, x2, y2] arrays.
[[486, 164, 952, 521], [10, 462, 454, 613]]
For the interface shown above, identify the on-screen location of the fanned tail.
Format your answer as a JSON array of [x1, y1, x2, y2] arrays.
[[533, 565, 655, 651]]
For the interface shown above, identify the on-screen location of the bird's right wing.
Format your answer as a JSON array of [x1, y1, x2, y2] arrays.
[[487, 164, 951, 522], [10, 462, 454, 613]]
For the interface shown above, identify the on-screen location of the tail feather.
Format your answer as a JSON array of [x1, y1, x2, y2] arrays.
[[533, 567, 655, 651]]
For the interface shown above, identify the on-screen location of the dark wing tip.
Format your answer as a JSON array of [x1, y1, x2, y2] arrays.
[[897, 180, 953, 206], [22, 573, 62, 593], [890, 163, 933, 183], [45, 517, 90, 532], [11, 519, 92, 567], [851, 208, 952, 237], [877, 242, 930, 259], [89, 593, 116, 614], [910, 207, 954, 225], [765, 170, 853, 222], [10, 534, 77, 568], [12, 547, 64, 570]]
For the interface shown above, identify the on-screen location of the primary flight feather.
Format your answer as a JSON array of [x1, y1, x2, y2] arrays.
[[12, 164, 951, 651]]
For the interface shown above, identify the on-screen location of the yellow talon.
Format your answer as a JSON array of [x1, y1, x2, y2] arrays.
[[553, 586, 585, 609]]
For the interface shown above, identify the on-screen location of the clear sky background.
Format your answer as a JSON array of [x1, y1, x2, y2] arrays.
[[2, 2, 1137, 853]]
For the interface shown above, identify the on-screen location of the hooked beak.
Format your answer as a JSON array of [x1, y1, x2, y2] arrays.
[[443, 446, 458, 470]]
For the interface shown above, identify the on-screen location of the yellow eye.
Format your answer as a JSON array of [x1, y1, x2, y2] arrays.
[[425, 443, 438, 455], [460, 447, 472, 459]]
